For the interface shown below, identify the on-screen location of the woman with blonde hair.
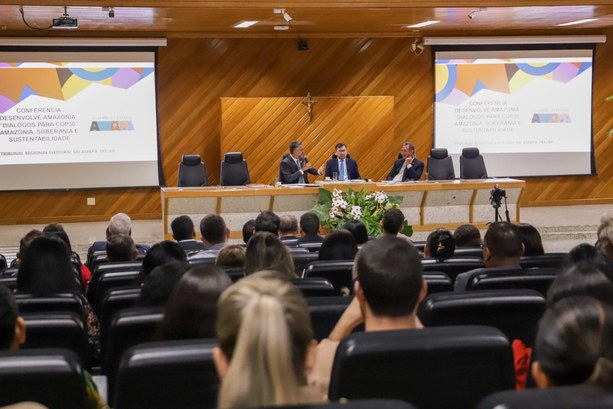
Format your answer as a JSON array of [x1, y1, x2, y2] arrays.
[[214, 272, 319, 408]]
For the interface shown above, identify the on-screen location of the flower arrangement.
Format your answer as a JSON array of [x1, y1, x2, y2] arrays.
[[310, 188, 413, 237]]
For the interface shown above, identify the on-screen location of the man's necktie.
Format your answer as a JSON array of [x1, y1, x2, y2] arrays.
[[339, 160, 345, 180]]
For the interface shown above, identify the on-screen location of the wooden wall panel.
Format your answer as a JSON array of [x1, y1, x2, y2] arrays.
[[220, 96, 394, 184], [1, 33, 611, 224]]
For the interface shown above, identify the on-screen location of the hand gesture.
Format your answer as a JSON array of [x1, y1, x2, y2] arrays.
[[302, 161, 313, 171], [405, 155, 414, 166], [317, 164, 325, 175]]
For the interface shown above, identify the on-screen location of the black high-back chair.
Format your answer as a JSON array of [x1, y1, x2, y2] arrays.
[[114, 339, 219, 409], [21, 312, 91, 369], [460, 147, 488, 179], [0, 349, 88, 409], [258, 400, 418, 409], [418, 289, 546, 347], [477, 385, 613, 409], [520, 252, 566, 269], [423, 272, 453, 294], [93, 269, 142, 314], [303, 260, 355, 294], [293, 277, 337, 297], [99, 286, 142, 347], [307, 296, 356, 341], [292, 251, 320, 274], [422, 258, 485, 283], [220, 152, 250, 186], [15, 293, 86, 322], [427, 148, 455, 180], [328, 326, 515, 409], [178, 154, 208, 187], [467, 267, 559, 296]]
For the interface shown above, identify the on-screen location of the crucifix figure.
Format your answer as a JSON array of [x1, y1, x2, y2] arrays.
[[302, 92, 316, 123]]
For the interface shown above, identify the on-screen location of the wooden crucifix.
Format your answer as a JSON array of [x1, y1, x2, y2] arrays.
[[301, 92, 316, 123]]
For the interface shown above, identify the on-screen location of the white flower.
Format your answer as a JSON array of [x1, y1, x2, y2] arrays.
[[350, 205, 362, 219], [329, 206, 338, 218], [332, 189, 343, 199], [375, 192, 387, 204], [365, 193, 375, 200], [333, 198, 347, 209]]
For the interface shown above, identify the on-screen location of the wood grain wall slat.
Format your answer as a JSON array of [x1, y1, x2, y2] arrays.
[[0, 34, 611, 224]]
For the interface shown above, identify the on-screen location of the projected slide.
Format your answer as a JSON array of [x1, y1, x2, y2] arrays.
[[0, 51, 159, 190], [435, 49, 594, 177]]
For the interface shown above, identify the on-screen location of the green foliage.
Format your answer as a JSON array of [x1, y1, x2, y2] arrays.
[[310, 187, 413, 237]]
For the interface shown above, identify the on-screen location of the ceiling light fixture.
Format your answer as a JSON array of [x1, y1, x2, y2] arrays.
[[273, 8, 292, 22], [234, 20, 258, 28], [406, 20, 440, 29], [274, 25, 289, 31], [556, 18, 598, 27], [468, 7, 488, 20]]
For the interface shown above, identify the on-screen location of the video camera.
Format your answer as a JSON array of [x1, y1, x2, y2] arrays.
[[489, 184, 506, 209]]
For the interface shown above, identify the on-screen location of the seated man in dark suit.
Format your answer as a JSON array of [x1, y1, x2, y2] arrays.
[[171, 215, 206, 253], [279, 140, 324, 184], [386, 142, 424, 181], [454, 222, 524, 291], [324, 143, 361, 181], [297, 212, 324, 245]]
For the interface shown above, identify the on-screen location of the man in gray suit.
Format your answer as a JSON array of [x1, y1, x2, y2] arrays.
[[279, 140, 324, 184]]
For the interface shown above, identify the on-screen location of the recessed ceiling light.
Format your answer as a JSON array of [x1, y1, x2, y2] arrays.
[[556, 18, 598, 27], [274, 25, 289, 31], [406, 20, 440, 29], [233, 20, 258, 28]]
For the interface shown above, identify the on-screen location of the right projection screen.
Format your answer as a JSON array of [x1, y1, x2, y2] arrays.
[[434, 48, 595, 177]]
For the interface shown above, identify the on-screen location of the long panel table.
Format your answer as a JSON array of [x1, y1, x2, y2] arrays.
[[161, 179, 525, 240]]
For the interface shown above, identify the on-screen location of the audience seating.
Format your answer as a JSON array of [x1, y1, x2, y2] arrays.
[[426, 148, 455, 180], [0, 267, 18, 290], [0, 349, 88, 409], [303, 260, 355, 294], [300, 242, 323, 252], [87, 249, 108, 270], [423, 272, 453, 294], [114, 339, 219, 409], [219, 266, 245, 282], [328, 326, 515, 409], [178, 154, 208, 187], [15, 293, 86, 322], [467, 267, 559, 296], [21, 311, 91, 369], [103, 306, 164, 404], [293, 277, 337, 297], [422, 258, 485, 282], [0, 253, 6, 271], [220, 152, 250, 186], [418, 289, 546, 347], [99, 286, 142, 348], [477, 384, 613, 409], [292, 251, 320, 274], [87, 261, 142, 310], [459, 147, 488, 179], [453, 247, 483, 258], [259, 400, 417, 409], [520, 252, 566, 269], [92, 269, 142, 315], [307, 296, 355, 341]]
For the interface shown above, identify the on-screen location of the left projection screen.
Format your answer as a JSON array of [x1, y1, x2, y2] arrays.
[[0, 51, 160, 190]]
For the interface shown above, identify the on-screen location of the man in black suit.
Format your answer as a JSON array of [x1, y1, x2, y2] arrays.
[[386, 142, 424, 181], [279, 140, 324, 184], [325, 143, 361, 181]]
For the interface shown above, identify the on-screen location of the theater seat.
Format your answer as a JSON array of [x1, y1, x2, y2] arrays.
[[293, 277, 337, 297], [328, 326, 515, 409], [178, 154, 208, 187], [467, 267, 559, 296], [292, 251, 320, 275], [418, 289, 546, 347], [520, 252, 566, 269], [15, 293, 86, 323], [423, 272, 453, 294], [459, 147, 488, 179], [99, 286, 142, 348], [114, 339, 219, 409], [307, 296, 355, 341], [477, 384, 613, 409], [422, 258, 485, 283], [303, 260, 355, 295], [260, 400, 418, 409], [0, 349, 88, 409], [220, 152, 250, 186], [427, 148, 455, 180]]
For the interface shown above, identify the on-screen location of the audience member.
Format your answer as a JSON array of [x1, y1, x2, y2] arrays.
[[188, 214, 230, 261], [424, 228, 455, 261], [13, 229, 42, 267], [279, 215, 301, 247], [141, 240, 187, 278], [309, 236, 426, 397], [454, 222, 524, 291], [562, 243, 613, 279], [216, 245, 246, 268], [244, 233, 296, 279], [381, 208, 405, 236], [547, 263, 613, 307], [171, 215, 206, 252], [318, 229, 358, 261], [214, 272, 320, 408], [342, 220, 368, 245], [297, 213, 323, 245], [255, 211, 281, 235], [87, 213, 150, 263], [139, 261, 189, 307], [106, 234, 138, 262], [157, 265, 232, 341], [242, 219, 256, 244], [517, 223, 545, 256], [0, 285, 108, 409], [532, 297, 613, 389], [43, 223, 91, 290], [453, 224, 482, 248], [596, 214, 613, 260]]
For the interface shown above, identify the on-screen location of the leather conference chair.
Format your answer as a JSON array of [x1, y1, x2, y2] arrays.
[[292, 251, 320, 275], [93, 269, 142, 315], [257, 400, 418, 409], [477, 384, 613, 409], [453, 246, 484, 258], [99, 286, 142, 349], [303, 260, 355, 295], [307, 296, 359, 341], [0, 349, 88, 409], [418, 289, 546, 347], [15, 292, 86, 323], [520, 252, 566, 269], [114, 339, 219, 409], [178, 154, 208, 187], [292, 277, 337, 297], [328, 326, 515, 409], [220, 152, 250, 186], [459, 147, 488, 179], [426, 148, 455, 180], [422, 257, 485, 283], [423, 271, 454, 294], [467, 267, 559, 296], [21, 311, 91, 369]]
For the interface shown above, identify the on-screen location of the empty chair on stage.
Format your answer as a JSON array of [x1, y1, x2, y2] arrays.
[[220, 152, 250, 186], [178, 154, 208, 187], [460, 147, 488, 179], [427, 148, 455, 180]]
